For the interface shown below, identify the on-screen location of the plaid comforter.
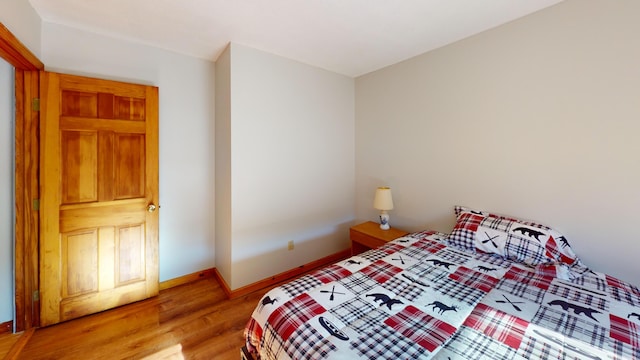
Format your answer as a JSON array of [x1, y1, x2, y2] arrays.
[[244, 231, 640, 359]]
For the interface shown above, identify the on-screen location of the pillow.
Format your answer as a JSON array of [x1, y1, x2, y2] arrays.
[[446, 206, 581, 269]]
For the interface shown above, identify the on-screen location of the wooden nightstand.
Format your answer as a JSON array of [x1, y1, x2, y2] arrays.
[[350, 221, 409, 255]]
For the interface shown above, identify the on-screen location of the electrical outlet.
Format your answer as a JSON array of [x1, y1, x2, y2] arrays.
[[288, 240, 294, 251]]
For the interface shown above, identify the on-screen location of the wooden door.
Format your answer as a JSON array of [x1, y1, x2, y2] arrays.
[[39, 72, 159, 326]]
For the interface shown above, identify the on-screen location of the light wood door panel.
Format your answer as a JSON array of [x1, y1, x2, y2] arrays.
[[114, 133, 145, 199], [116, 224, 145, 285], [62, 229, 99, 297], [60, 130, 98, 204], [40, 72, 159, 326]]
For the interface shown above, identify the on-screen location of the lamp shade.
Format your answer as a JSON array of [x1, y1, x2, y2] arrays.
[[373, 187, 394, 211]]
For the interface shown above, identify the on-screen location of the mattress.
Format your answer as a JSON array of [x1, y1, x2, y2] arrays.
[[244, 211, 639, 359]]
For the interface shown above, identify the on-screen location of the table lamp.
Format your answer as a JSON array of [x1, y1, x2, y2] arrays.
[[373, 186, 394, 230]]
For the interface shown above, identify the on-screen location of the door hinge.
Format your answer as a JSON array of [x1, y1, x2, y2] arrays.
[[33, 290, 39, 301], [32, 199, 39, 211], [32, 98, 40, 112]]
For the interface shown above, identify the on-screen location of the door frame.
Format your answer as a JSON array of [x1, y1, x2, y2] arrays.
[[0, 22, 44, 332]]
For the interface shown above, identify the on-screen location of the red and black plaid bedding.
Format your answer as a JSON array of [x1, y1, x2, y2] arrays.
[[244, 231, 640, 359]]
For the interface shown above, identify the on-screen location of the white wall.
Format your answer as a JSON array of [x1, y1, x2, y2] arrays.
[[218, 43, 355, 290], [0, 58, 14, 324], [355, 0, 640, 285], [41, 22, 216, 281], [0, 0, 41, 57], [214, 46, 232, 284]]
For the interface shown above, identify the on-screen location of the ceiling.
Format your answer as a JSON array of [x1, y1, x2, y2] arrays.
[[28, 0, 563, 77]]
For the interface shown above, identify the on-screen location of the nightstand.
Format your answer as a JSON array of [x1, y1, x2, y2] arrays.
[[350, 221, 409, 255]]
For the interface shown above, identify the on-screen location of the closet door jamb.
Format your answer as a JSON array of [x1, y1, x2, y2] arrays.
[[0, 22, 44, 332]]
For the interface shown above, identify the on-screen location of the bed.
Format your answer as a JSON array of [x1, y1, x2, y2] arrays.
[[244, 206, 640, 359]]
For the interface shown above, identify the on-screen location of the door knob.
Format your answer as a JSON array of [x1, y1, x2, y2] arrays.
[[147, 204, 157, 213]]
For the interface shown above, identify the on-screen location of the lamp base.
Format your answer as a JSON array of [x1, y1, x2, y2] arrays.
[[379, 211, 390, 230]]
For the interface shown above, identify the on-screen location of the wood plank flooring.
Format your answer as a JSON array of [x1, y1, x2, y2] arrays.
[[0, 332, 22, 359], [2, 276, 275, 360]]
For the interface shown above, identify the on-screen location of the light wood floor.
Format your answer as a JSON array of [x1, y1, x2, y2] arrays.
[[1, 277, 273, 360]]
